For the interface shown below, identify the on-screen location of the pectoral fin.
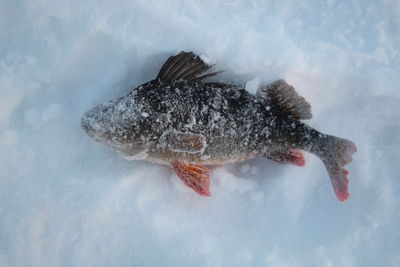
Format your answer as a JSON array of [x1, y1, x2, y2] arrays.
[[172, 162, 211, 196], [158, 130, 206, 154]]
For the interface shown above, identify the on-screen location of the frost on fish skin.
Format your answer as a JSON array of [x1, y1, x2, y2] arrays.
[[82, 78, 319, 164], [82, 79, 276, 164], [133, 79, 272, 164]]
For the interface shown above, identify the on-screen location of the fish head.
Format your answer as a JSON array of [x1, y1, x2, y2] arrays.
[[81, 91, 153, 156]]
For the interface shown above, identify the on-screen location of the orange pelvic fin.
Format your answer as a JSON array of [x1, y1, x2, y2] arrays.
[[171, 162, 211, 196]]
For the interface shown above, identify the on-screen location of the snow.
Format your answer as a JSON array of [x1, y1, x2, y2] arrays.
[[245, 77, 260, 95], [1, 0, 400, 266]]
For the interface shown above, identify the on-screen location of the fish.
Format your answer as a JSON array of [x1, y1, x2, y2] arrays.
[[81, 51, 357, 202]]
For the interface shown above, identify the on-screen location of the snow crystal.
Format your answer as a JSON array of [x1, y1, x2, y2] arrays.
[[199, 54, 213, 65], [245, 77, 260, 95]]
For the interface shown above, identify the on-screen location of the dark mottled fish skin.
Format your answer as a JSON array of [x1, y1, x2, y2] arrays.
[[81, 51, 356, 201], [138, 79, 265, 164], [84, 78, 322, 164]]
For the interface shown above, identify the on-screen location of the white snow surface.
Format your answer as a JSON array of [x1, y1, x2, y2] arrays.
[[1, 0, 400, 266]]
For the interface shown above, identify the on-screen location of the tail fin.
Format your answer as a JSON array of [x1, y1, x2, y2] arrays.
[[317, 136, 357, 202]]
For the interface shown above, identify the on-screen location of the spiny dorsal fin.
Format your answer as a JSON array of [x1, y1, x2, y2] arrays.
[[157, 51, 223, 81], [258, 79, 312, 120]]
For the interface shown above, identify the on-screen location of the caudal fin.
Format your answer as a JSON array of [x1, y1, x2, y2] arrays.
[[317, 136, 357, 202]]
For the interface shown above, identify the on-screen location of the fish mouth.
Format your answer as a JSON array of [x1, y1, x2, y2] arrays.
[[81, 101, 127, 146], [81, 104, 111, 143], [81, 110, 95, 137], [81, 111, 147, 157], [81, 98, 146, 157]]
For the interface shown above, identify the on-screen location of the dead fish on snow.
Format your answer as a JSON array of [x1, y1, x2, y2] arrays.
[[81, 51, 356, 202]]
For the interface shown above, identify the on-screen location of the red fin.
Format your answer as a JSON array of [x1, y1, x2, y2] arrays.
[[329, 166, 350, 202], [320, 138, 356, 202], [266, 149, 306, 167], [288, 149, 306, 167], [171, 162, 211, 196]]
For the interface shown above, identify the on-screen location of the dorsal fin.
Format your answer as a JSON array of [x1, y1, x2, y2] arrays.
[[157, 51, 222, 81], [258, 79, 312, 120]]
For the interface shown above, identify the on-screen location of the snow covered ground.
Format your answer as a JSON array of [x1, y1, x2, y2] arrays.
[[1, 0, 400, 266]]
